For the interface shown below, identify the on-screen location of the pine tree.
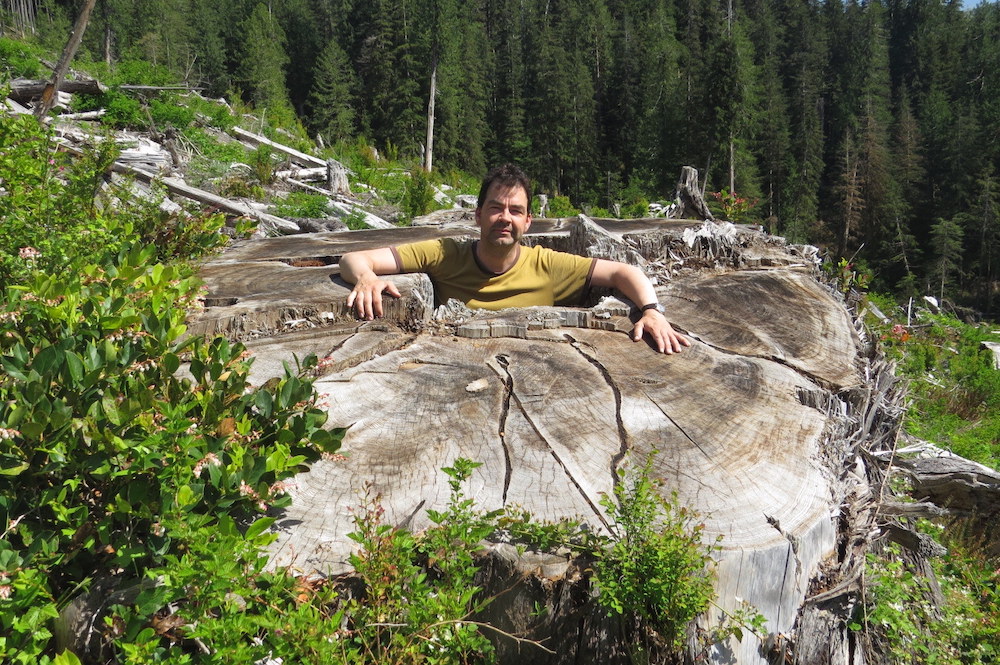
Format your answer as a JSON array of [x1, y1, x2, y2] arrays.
[[482, 0, 532, 169], [929, 216, 964, 303], [306, 39, 358, 144], [238, 3, 293, 118]]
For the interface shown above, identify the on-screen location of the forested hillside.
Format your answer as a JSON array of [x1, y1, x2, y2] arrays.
[[3, 0, 999, 314]]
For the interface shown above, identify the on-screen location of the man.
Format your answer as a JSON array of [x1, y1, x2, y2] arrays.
[[341, 164, 690, 354]]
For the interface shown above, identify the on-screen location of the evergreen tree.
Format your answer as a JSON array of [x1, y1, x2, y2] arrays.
[[775, 0, 826, 242], [483, 0, 531, 169], [275, 0, 323, 116], [238, 3, 293, 118], [929, 216, 964, 303], [353, 0, 424, 156], [745, 0, 790, 227], [305, 38, 358, 144], [429, 0, 490, 175]]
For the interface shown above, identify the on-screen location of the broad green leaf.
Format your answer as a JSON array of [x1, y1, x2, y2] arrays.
[[245, 516, 275, 541], [176, 485, 196, 508], [64, 351, 84, 382]]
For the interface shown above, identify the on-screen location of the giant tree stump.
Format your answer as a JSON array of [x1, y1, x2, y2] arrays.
[[189, 217, 899, 664]]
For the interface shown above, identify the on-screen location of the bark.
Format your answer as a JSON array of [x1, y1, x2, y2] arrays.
[[8, 77, 106, 101], [424, 60, 437, 173], [326, 159, 351, 195]]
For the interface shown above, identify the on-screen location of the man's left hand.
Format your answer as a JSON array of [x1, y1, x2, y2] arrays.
[[633, 310, 691, 354]]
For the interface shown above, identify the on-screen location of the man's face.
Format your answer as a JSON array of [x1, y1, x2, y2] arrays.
[[475, 182, 532, 248]]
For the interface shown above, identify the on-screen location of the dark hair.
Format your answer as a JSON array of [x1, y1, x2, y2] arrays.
[[476, 164, 532, 210]]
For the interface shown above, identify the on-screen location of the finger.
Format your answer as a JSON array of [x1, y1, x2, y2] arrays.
[[385, 282, 402, 299], [656, 329, 670, 354], [372, 290, 385, 318], [360, 291, 373, 320], [632, 321, 644, 342]]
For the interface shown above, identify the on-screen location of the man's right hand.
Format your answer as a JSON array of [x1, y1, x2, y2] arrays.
[[340, 248, 404, 320], [346, 275, 401, 320]]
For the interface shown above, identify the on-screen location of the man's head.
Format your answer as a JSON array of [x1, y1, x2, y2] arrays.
[[475, 164, 533, 249], [476, 164, 532, 210]]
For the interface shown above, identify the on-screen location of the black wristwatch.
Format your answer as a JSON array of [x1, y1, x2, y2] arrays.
[[640, 302, 665, 314]]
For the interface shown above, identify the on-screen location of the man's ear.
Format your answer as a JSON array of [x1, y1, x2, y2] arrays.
[[525, 213, 532, 230], [474, 207, 482, 227]]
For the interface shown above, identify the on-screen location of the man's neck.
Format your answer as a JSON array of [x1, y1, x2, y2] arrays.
[[474, 241, 521, 275]]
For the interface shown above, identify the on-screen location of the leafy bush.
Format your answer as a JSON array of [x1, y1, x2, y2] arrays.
[[859, 541, 999, 664], [547, 195, 578, 218], [594, 455, 720, 648], [0, 247, 341, 662], [99, 90, 145, 128], [0, 37, 44, 78], [273, 192, 332, 218], [149, 96, 195, 129], [341, 459, 496, 663], [621, 198, 650, 219], [0, 114, 119, 283], [402, 168, 437, 219]]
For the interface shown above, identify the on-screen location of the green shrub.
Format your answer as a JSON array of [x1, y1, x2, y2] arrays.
[[0, 114, 120, 283], [402, 168, 437, 219], [149, 96, 195, 129], [547, 195, 578, 218], [621, 198, 650, 219], [101, 90, 145, 128], [182, 127, 246, 162], [594, 455, 719, 649], [0, 37, 43, 78], [343, 459, 496, 663], [109, 59, 176, 86], [0, 247, 341, 662], [858, 541, 999, 664], [248, 145, 278, 185], [273, 192, 332, 218]]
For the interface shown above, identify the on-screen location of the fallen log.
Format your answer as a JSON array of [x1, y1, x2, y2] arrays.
[[231, 126, 326, 168], [8, 76, 106, 102], [108, 160, 298, 235]]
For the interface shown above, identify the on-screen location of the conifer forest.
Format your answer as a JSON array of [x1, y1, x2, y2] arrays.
[[7, 0, 1000, 316]]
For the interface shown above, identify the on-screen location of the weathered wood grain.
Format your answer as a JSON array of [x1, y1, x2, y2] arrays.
[[192, 218, 880, 664]]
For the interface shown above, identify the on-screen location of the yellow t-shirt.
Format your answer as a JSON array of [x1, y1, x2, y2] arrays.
[[391, 239, 596, 309]]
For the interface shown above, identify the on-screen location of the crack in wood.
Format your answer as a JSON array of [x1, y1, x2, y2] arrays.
[[489, 352, 611, 531], [488, 354, 515, 505], [765, 512, 803, 629], [564, 335, 631, 485]]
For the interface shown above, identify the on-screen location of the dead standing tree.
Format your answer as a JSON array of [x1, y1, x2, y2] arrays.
[[34, 0, 97, 119]]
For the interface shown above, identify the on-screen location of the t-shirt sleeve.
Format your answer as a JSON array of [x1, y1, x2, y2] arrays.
[[544, 249, 597, 304], [392, 239, 450, 273]]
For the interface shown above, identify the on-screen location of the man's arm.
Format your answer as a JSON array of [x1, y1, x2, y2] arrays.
[[590, 259, 691, 354], [340, 247, 402, 319]]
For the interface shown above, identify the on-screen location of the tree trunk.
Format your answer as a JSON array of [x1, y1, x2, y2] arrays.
[[35, 0, 97, 118], [424, 59, 437, 173], [184, 216, 903, 664], [671, 166, 715, 220]]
